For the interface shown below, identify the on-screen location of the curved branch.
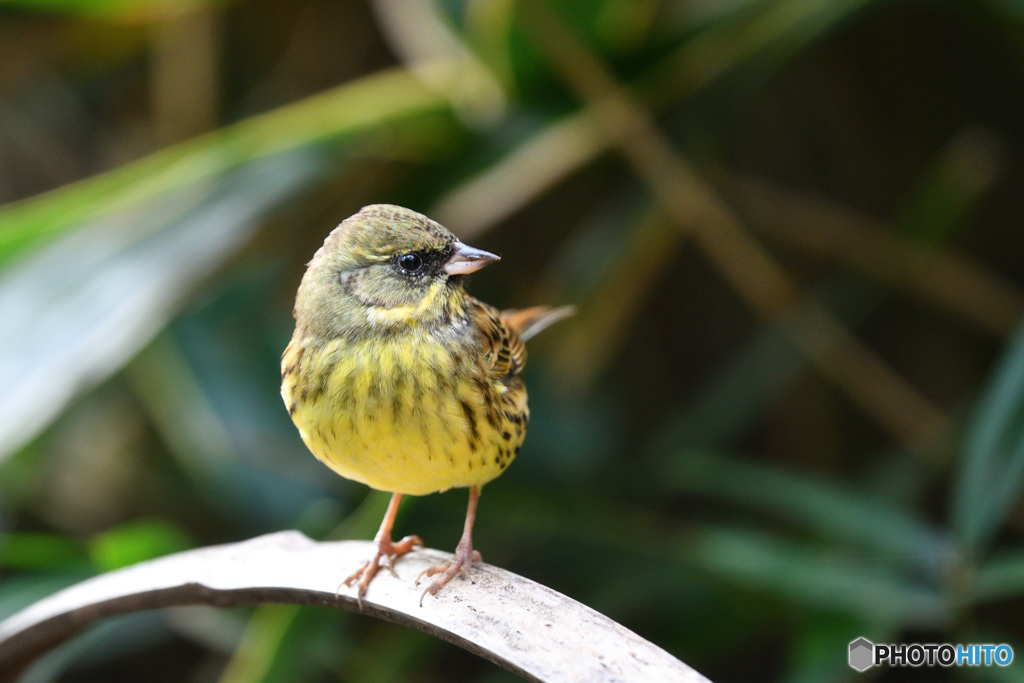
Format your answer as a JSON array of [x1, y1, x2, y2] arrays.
[[0, 531, 708, 683]]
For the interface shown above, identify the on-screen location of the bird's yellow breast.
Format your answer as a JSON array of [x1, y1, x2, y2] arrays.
[[282, 329, 525, 496]]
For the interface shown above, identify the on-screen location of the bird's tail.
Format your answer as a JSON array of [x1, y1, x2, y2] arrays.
[[501, 305, 576, 342]]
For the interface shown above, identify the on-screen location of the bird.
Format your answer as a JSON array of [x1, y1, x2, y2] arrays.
[[281, 204, 571, 603]]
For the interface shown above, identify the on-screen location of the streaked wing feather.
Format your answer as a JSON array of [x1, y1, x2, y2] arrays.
[[468, 298, 525, 381], [467, 301, 575, 382]]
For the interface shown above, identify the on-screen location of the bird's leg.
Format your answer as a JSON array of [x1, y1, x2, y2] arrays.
[[343, 492, 422, 599], [418, 486, 483, 605]]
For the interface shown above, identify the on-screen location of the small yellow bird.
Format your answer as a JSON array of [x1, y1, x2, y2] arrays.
[[281, 204, 570, 601]]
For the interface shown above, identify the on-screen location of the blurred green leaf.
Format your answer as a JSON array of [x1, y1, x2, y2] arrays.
[[0, 67, 451, 264], [219, 604, 302, 683], [88, 518, 193, 570], [634, 0, 879, 108], [0, 532, 87, 570], [683, 526, 950, 626], [975, 548, 1024, 601], [2, 0, 226, 18], [0, 150, 323, 463], [953, 321, 1024, 552], [660, 449, 950, 569], [895, 129, 1002, 242], [127, 328, 323, 531]]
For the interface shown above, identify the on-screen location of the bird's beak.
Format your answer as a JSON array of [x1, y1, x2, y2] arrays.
[[443, 241, 500, 276]]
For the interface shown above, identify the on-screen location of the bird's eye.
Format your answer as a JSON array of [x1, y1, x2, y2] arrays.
[[397, 253, 424, 274]]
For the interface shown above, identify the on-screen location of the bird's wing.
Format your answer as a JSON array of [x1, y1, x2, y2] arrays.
[[467, 298, 528, 381], [468, 301, 575, 381]]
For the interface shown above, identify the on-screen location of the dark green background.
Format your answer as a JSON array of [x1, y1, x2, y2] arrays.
[[2, 1, 1024, 680]]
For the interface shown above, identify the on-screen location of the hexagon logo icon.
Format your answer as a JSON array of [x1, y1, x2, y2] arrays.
[[849, 637, 874, 672]]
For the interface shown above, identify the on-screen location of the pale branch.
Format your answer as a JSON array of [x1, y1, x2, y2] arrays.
[[0, 531, 709, 683]]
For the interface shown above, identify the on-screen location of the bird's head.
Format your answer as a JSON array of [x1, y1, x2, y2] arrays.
[[294, 204, 499, 337]]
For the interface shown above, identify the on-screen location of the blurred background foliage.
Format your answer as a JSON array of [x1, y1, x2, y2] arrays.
[[2, 0, 1024, 680]]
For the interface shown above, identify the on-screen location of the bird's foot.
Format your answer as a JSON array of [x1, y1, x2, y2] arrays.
[[417, 539, 482, 606], [341, 534, 423, 601]]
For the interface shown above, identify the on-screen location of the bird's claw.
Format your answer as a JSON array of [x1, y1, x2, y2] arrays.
[[340, 534, 424, 604], [417, 547, 482, 606]]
